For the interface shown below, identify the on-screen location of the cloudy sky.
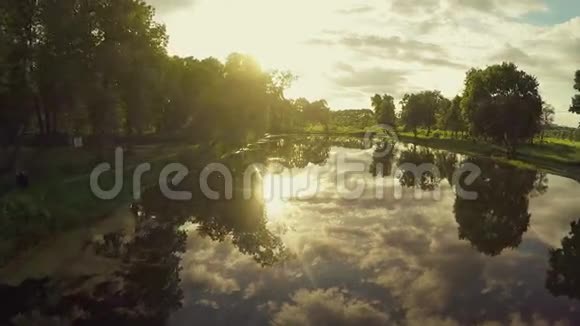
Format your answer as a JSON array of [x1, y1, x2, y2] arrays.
[[147, 0, 580, 127]]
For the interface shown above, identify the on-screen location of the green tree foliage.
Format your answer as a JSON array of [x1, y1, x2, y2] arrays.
[[461, 63, 543, 153], [267, 70, 298, 133], [330, 109, 375, 131], [441, 96, 465, 137], [400, 90, 448, 137], [0, 0, 301, 166], [570, 70, 580, 128], [570, 70, 580, 115], [540, 103, 555, 142], [371, 94, 396, 126], [293, 98, 331, 131], [0, 0, 39, 148]]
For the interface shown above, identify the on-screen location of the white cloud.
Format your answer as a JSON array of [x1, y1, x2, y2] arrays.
[[272, 288, 391, 326], [146, 0, 196, 14], [186, 265, 241, 294], [161, 0, 579, 125]]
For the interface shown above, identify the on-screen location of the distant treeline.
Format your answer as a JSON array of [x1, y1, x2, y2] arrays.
[[369, 64, 580, 152], [544, 125, 580, 142]]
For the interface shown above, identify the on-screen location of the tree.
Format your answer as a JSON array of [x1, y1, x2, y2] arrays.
[[570, 70, 580, 113], [461, 63, 543, 155], [0, 0, 40, 170], [308, 100, 331, 131], [570, 71, 580, 127], [330, 109, 375, 131], [539, 103, 555, 142], [371, 94, 396, 126], [400, 90, 447, 137], [442, 96, 465, 138], [295, 98, 330, 131], [0, 0, 329, 165], [267, 70, 297, 133]]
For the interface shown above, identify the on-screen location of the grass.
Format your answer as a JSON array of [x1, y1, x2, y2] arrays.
[[396, 131, 580, 180], [297, 127, 580, 180], [0, 144, 201, 264]]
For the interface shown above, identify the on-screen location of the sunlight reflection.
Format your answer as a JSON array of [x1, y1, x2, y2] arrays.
[[261, 163, 323, 221], [262, 172, 291, 221]]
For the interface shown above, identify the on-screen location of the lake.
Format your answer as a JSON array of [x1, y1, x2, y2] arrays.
[[1, 135, 580, 325]]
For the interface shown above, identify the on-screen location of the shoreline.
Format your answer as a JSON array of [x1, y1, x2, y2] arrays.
[[288, 131, 580, 182]]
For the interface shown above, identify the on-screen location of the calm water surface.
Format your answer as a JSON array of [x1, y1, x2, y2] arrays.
[[1, 136, 580, 325]]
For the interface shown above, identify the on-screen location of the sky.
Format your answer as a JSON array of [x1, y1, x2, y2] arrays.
[[146, 0, 580, 127]]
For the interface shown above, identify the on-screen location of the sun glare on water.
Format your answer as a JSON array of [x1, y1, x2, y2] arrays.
[[262, 172, 291, 221]]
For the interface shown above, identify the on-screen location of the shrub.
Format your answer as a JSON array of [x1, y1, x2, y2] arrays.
[[0, 194, 54, 263]]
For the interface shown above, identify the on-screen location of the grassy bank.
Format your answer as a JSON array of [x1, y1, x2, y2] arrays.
[[0, 144, 201, 264], [296, 129, 580, 181], [395, 131, 580, 180]]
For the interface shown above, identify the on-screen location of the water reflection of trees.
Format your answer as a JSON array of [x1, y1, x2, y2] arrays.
[[546, 219, 580, 300], [141, 185, 292, 267], [435, 151, 458, 186], [0, 209, 187, 325], [454, 158, 539, 256], [67, 219, 186, 325], [379, 145, 459, 190], [396, 145, 441, 191], [370, 142, 397, 178], [272, 137, 331, 168], [532, 172, 549, 197], [0, 185, 291, 324]]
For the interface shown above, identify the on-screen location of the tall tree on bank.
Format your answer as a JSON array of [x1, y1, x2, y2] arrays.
[[267, 70, 297, 133], [570, 70, 580, 126], [444, 96, 466, 138], [461, 63, 543, 155], [540, 103, 555, 142], [371, 94, 396, 126], [0, 0, 40, 170], [400, 90, 447, 137], [1, 0, 304, 166]]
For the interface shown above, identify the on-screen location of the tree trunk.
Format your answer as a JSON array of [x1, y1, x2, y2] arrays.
[[35, 99, 46, 135], [51, 109, 58, 135], [503, 134, 516, 158], [2, 125, 26, 173]]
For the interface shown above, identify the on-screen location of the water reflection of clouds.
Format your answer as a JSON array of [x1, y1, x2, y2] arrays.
[[528, 175, 580, 248], [171, 170, 579, 325], [7, 140, 580, 325], [169, 140, 580, 326]]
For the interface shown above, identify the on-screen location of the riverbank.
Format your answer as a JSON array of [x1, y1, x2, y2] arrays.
[[397, 133, 580, 181], [0, 144, 201, 265], [293, 130, 580, 181]]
